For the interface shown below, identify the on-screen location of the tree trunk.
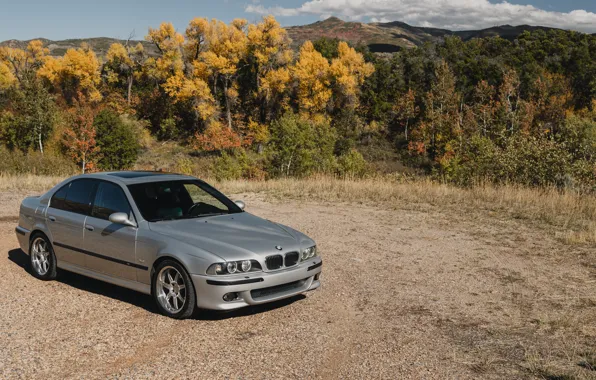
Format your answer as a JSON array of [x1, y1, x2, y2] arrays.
[[223, 79, 232, 129], [82, 157, 86, 174], [405, 119, 409, 141], [38, 130, 44, 155], [127, 75, 133, 104]]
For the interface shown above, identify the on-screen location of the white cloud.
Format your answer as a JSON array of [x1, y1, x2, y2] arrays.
[[245, 0, 596, 33]]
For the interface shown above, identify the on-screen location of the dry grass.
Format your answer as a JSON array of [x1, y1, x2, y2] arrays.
[[1, 174, 594, 245], [0, 174, 64, 192], [216, 176, 596, 246]]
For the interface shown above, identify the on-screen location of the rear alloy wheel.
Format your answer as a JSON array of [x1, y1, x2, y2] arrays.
[[152, 260, 196, 319], [29, 234, 57, 280]]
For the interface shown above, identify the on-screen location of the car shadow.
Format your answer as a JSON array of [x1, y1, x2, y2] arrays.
[[8, 248, 158, 313], [8, 248, 307, 320]]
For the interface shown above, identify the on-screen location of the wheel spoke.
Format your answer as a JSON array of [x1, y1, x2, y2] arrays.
[[159, 279, 172, 291], [177, 293, 184, 302], [167, 272, 174, 284], [174, 272, 180, 283], [172, 295, 179, 310], [178, 283, 185, 290]]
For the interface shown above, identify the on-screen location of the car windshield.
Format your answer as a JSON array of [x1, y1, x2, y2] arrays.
[[127, 180, 242, 222]]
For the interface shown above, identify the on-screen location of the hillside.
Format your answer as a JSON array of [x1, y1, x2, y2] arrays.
[[286, 17, 563, 52], [1, 17, 569, 56], [0, 37, 159, 58], [286, 17, 432, 51]]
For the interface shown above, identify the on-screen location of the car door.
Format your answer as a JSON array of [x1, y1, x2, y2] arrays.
[[83, 181, 138, 281], [46, 179, 97, 268]]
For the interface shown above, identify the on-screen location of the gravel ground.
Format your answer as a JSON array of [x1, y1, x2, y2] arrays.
[[0, 191, 595, 379]]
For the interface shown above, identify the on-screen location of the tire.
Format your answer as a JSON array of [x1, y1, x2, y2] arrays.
[[29, 233, 58, 281], [152, 260, 196, 319]]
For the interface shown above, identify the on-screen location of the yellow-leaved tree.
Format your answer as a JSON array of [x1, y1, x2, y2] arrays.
[[292, 41, 331, 116], [38, 43, 102, 103], [247, 16, 294, 122], [145, 21, 217, 125], [201, 18, 248, 129], [329, 41, 374, 110], [105, 42, 145, 104], [0, 40, 49, 87]]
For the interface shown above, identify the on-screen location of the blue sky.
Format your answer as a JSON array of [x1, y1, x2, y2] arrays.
[[1, 0, 596, 41]]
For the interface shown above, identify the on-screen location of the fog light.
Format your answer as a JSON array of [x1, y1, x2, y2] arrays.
[[223, 292, 238, 302], [227, 261, 237, 274]]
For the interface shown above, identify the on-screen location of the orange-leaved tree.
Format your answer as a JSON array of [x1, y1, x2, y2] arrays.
[[63, 103, 100, 173]]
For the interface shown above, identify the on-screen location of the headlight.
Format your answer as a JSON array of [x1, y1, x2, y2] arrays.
[[207, 260, 262, 275], [227, 261, 237, 274], [301, 246, 317, 261]]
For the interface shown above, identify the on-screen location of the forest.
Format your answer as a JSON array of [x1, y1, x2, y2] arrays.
[[0, 16, 594, 192]]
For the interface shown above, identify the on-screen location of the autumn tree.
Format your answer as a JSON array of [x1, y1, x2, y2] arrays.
[[0, 41, 57, 153], [329, 41, 374, 110], [292, 41, 331, 116], [63, 103, 100, 173], [393, 88, 418, 140], [104, 41, 145, 104], [146, 21, 217, 128], [201, 19, 248, 129], [38, 43, 102, 103], [412, 60, 461, 161], [247, 15, 294, 123], [0, 40, 48, 86]]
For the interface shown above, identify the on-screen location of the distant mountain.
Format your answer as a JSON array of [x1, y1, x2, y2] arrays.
[[287, 17, 566, 52], [1, 18, 575, 57], [0, 37, 159, 58]]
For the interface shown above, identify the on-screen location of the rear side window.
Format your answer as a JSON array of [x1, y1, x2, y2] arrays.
[[50, 184, 70, 210], [92, 182, 132, 220], [63, 179, 97, 215]]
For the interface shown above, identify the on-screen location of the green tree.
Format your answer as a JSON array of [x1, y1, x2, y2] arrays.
[[1, 77, 57, 153], [266, 112, 336, 177], [93, 109, 140, 170]]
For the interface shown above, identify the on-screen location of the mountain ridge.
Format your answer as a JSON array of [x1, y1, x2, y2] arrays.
[[0, 17, 583, 56]]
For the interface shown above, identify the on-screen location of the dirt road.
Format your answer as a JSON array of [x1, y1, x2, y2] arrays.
[[1, 191, 594, 379]]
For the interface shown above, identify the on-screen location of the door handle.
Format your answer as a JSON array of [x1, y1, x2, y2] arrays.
[[48, 216, 56, 222], [85, 224, 94, 231]]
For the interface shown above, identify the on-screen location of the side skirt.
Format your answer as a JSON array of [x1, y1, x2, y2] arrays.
[[58, 261, 151, 295]]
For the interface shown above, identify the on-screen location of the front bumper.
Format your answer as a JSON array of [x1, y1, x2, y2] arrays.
[[191, 258, 322, 310]]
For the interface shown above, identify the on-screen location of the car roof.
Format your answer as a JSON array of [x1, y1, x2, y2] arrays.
[[77, 171, 198, 185]]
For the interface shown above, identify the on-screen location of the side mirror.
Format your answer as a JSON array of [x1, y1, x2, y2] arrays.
[[109, 212, 136, 227], [234, 200, 245, 211]]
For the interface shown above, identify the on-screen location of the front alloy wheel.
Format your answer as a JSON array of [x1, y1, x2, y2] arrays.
[[152, 260, 196, 319]]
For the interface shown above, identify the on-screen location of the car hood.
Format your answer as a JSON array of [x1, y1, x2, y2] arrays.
[[148, 212, 306, 261]]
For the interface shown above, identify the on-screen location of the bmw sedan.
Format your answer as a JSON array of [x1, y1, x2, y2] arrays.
[[15, 171, 322, 319]]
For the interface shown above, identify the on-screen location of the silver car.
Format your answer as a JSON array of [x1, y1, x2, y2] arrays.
[[15, 172, 322, 319]]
